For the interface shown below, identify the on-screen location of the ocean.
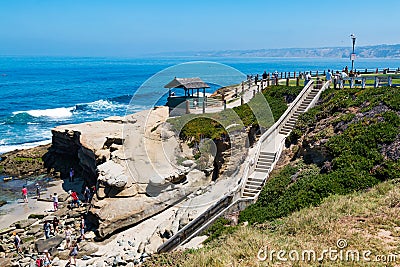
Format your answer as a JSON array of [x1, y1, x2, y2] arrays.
[[1, 56, 399, 155]]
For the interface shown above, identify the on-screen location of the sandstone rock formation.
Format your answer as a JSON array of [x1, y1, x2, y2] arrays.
[[43, 107, 215, 239]]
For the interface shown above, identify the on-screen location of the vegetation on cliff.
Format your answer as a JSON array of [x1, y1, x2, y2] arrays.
[[240, 86, 400, 223], [168, 85, 303, 143]]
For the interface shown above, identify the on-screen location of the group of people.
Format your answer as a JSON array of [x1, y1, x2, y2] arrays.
[[68, 185, 95, 209], [35, 216, 85, 266], [15, 166, 96, 266]]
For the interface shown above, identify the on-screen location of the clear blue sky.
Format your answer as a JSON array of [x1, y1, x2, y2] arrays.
[[1, 0, 399, 56]]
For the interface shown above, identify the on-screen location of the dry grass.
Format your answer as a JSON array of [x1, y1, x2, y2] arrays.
[[146, 180, 400, 266]]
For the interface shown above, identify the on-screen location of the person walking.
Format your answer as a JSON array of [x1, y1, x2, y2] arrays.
[[22, 185, 28, 203], [13, 232, 23, 254], [43, 250, 52, 267], [69, 240, 79, 266], [53, 193, 59, 211]]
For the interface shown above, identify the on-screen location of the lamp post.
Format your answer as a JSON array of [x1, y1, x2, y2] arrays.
[[350, 34, 356, 71]]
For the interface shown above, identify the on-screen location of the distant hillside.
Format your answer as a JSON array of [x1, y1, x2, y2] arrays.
[[157, 44, 400, 58]]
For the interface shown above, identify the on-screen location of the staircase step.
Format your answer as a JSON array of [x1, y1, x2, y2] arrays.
[[247, 177, 264, 183], [245, 184, 262, 190], [256, 163, 272, 169], [281, 126, 293, 131], [255, 168, 270, 173], [242, 191, 256, 198], [279, 130, 291, 135], [259, 151, 275, 156], [257, 163, 273, 169], [243, 187, 260, 194], [247, 180, 263, 186], [255, 167, 271, 173], [258, 155, 274, 161], [258, 153, 275, 159]]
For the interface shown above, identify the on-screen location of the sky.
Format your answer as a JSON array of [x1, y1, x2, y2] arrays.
[[0, 0, 399, 56]]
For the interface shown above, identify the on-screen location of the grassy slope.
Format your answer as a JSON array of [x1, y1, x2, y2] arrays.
[[146, 180, 400, 266]]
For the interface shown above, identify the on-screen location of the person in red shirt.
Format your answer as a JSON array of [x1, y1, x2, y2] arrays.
[[21, 185, 28, 203], [69, 190, 79, 208]]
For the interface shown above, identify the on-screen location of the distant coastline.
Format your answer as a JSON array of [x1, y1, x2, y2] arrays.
[[149, 44, 400, 59]]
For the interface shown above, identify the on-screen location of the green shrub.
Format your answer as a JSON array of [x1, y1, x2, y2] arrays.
[[203, 217, 237, 243]]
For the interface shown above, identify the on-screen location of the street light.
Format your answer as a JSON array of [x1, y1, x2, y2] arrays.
[[350, 34, 356, 71]]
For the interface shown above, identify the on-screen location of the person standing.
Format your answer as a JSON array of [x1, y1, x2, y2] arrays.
[[70, 191, 79, 208], [69, 168, 74, 182], [53, 216, 59, 235], [35, 183, 41, 199], [84, 186, 91, 204], [304, 72, 312, 86], [13, 232, 22, 253], [53, 193, 58, 211], [43, 221, 51, 239], [262, 70, 268, 80], [69, 240, 79, 266], [80, 216, 85, 241], [90, 185, 96, 202], [64, 226, 72, 250], [326, 69, 332, 88], [22, 185, 28, 203], [341, 69, 348, 88]]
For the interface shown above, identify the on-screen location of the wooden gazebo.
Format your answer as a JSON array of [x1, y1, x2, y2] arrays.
[[164, 77, 210, 109]]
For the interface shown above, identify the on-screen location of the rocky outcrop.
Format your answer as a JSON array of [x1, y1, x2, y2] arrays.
[[41, 107, 216, 240], [0, 144, 50, 178]]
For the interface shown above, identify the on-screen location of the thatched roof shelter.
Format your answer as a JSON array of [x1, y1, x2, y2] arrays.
[[164, 77, 210, 90]]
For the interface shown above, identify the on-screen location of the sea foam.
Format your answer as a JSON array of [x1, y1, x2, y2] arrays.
[[0, 139, 51, 154], [13, 107, 74, 119]]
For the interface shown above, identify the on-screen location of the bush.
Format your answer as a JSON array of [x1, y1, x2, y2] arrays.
[[203, 217, 237, 243]]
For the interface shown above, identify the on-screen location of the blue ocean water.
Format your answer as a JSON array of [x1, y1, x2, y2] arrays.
[[0, 56, 399, 153]]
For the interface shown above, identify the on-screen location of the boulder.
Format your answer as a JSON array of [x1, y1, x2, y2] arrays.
[[0, 227, 16, 235], [97, 160, 128, 189], [26, 224, 41, 236], [110, 174, 128, 188], [35, 236, 64, 253], [182, 160, 195, 167], [13, 219, 38, 230]]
